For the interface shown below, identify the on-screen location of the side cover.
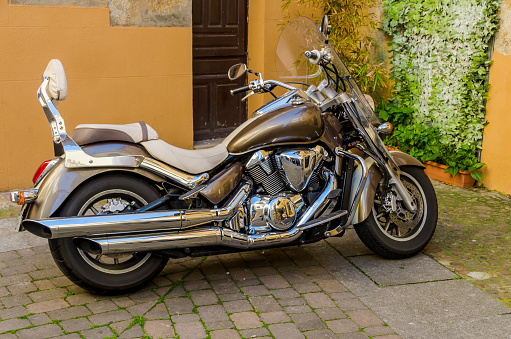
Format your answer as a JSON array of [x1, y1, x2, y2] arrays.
[[25, 142, 165, 221]]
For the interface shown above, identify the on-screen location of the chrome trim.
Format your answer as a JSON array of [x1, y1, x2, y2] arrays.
[[73, 170, 338, 255], [326, 149, 368, 237], [140, 158, 209, 189], [10, 190, 39, 205], [23, 182, 251, 239]]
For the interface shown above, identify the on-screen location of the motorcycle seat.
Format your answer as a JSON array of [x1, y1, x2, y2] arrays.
[[72, 122, 228, 174], [141, 139, 228, 174]]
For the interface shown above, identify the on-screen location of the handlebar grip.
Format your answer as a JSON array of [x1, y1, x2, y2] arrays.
[[230, 85, 250, 96]]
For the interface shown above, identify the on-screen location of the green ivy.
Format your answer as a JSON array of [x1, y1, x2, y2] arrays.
[[381, 0, 499, 180]]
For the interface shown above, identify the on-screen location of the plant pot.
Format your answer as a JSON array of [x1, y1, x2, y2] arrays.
[[423, 161, 476, 188]]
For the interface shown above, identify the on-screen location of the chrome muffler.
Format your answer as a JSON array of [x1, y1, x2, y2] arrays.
[[74, 169, 338, 255], [22, 183, 251, 239]]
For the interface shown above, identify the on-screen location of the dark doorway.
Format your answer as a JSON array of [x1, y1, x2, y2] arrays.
[[192, 0, 248, 142]]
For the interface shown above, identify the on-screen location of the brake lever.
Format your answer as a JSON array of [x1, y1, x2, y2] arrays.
[[242, 91, 255, 102]]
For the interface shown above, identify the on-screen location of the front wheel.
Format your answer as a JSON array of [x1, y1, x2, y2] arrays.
[[354, 166, 438, 259], [49, 175, 169, 295]]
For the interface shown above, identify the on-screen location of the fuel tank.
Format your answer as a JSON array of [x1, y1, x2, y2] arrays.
[[224, 102, 323, 154]]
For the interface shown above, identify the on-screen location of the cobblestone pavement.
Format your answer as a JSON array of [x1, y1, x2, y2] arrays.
[[424, 181, 511, 307]]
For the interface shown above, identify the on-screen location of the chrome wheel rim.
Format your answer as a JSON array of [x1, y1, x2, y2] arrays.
[[76, 189, 152, 274], [372, 172, 427, 242]]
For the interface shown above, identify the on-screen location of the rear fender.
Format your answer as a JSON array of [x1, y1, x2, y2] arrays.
[[25, 143, 164, 222], [350, 151, 425, 224]]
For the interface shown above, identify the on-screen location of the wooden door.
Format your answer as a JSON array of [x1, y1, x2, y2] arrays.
[[192, 0, 248, 141]]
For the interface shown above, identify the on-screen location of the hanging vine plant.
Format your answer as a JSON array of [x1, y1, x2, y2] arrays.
[[380, 0, 500, 181]]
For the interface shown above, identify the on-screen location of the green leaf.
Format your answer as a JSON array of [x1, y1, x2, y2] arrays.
[[471, 170, 483, 182]]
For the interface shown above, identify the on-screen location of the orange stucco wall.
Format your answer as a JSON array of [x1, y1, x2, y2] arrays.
[[0, 1, 193, 190], [481, 50, 511, 194]]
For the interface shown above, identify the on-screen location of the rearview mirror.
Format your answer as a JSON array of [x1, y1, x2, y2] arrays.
[[320, 15, 331, 40], [228, 63, 247, 80]]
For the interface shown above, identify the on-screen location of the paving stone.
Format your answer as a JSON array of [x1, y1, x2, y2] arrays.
[[16, 323, 63, 339], [223, 299, 253, 313], [0, 252, 20, 261], [336, 332, 369, 339], [48, 305, 91, 320], [326, 319, 360, 334], [230, 311, 262, 329], [144, 320, 175, 338], [279, 297, 306, 306], [335, 298, 368, 311], [197, 304, 229, 322], [7, 282, 37, 295], [129, 290, 159, 304], [0, 274, 31, 288], [302, 266, 330, 276], [28, 287, 67, 302], [219, 292, 246, 301], [347, 310, 384, 328], [0, 318, 31, 333], [127, 301, 154, 316], [252, 266, 279, 276], [0, 305, 28, 319], [271, 288, 299, 299], [109, 320, 132, 334], [314, 307, 347, 321], [362, 326, 396, 337], [259, 275, 291, 289], [210, 329, 241, 339], [240, 327, 270, 338], [166, 285, 187, 297], [51, 276, 74, 288], [66, 293, 97, 305], [145, 302, 169, 319], [303, 293, 336, 309], [184, 269, 205, 281], [268, 323, 305, 339], [293, 283, 322, 293], [119, 323, 145, 338], [350, 254, 456, 286], [184, 280, 211, 291], [0, 287, 9, 298], [207, 273, 232, 281], [29, 267, 62, 280], [210, 279, 238, 294], [250, 295, 282, 312], [0, 264, 36, 277], [1, 294, 31, 308], [237, 278, 261, 287], [26, 298, 69, 313], [27, 312, 51, 325], [165, 297, 195, 314], [240, 285, 269, 296], [88, 309, 132, 325], [316, 280, 349, 293], [172, 313, 200, 323], [174, 321, 207, 339], [60, 317, 93, 332], [204, 320, 235, 330], [304, 329, 338, 339], [189, 289, 219, 306], [111, 296, 135, 308], [330, 292, 357, 301], [53, 334, 82, 339], [86, 300, 118, 314], [81, 326, 114, 339], [259, 310, 291, 324], [291, 312, 327, 331], [284, 305, 313, 313], [281, 270, 310, 284]]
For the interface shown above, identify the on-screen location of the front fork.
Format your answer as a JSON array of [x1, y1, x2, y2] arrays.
[[387, 165, 416, 213]]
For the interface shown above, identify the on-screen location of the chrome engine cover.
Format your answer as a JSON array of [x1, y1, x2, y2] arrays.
[[247, 194, 305, 233], [275, 146, 329, 192]]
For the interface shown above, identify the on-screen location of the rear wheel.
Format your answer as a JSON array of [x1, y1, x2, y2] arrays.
[[49, 175, 168, 295], [354, 166, 437, 259]]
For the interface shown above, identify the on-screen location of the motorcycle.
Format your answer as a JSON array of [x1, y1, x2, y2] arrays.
[[10, 16, 437, 294]]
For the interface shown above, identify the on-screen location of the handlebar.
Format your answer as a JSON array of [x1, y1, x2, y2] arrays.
[[230, 85, 250, 96]]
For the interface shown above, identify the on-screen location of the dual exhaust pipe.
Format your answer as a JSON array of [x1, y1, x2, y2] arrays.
[[22, 170, 338, 256]]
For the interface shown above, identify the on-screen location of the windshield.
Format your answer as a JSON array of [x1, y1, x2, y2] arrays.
[[276, 17, 380, 126]]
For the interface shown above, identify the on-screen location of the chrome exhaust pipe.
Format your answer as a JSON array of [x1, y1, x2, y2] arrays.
[[74, 169, 337, 255], [23, 183, 251, 239]]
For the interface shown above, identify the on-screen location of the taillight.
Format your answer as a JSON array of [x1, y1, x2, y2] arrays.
[[32, 158, 60, 186]]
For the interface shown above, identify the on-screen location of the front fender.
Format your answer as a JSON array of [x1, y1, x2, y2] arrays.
[[350, 151, 424, 224], [26, 142, 164, 221]]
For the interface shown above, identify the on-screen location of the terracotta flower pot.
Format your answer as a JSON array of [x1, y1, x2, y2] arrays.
[[423, 161, 476, 188]]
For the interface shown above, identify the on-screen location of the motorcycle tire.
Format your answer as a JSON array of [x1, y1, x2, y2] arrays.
[[48, 174, 169, 295], [354, 166, 438, 259]]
